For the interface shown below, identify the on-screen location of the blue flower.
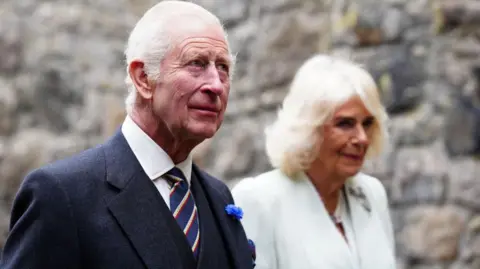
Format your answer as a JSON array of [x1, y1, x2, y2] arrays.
[[225, 204, 243, 220]]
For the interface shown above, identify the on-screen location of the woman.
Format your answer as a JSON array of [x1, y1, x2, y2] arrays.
[[232, 55, 396, 269]]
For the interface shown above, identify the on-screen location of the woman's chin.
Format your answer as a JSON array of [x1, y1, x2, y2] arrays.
[[337, 165, 362, 179]]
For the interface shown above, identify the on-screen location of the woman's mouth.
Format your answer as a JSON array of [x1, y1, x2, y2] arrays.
[[342, 153, 364, 161]]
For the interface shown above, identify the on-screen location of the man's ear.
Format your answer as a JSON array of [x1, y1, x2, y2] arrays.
[[128, 60, 153, 99]]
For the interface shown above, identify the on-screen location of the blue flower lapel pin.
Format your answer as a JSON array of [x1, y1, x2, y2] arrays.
[[225, 204, 243, 220], [347, 186, 371, 213]]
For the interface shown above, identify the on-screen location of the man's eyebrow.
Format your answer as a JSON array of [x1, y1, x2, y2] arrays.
[[217, 54, 232, 65], [180, 50, 232, 66], [179, 49, 205, 61]]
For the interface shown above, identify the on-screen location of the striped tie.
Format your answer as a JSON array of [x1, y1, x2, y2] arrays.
[[165, 167, 200, 258]]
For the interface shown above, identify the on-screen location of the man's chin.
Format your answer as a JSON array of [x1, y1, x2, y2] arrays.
[[186, 124, 219, 140]]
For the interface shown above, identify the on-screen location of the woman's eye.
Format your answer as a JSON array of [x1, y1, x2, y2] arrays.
[[336, 119, 355, 128], [363, 118, 375, 128]]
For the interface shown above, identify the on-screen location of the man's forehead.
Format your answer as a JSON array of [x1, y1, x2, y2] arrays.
[[171, 27, 230, 55], [176, 40, 232, 65], [172, 23, 227, 45], [177, 36, 229, 51]]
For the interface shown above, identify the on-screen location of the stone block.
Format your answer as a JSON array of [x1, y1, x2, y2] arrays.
[[0, 129, 54, 206], [102, 94, 126, 138], [449, 215, 480, 269], [439, 0, 480, 32], [210, 119, 260, 179], [444, 95, 480, 157], [194, 0, 249, 27], [0, 205, 9, 249], [448, 159, 480, 210], [0, 12, 23, 75], [389, 103, 445, 146], [0, 129, 89, 210], [361, 141, 396, 189], [356, 6, 409, 45], [391, 144, 448, 204], [332, 2, 411, 46], [348, 45, 426, 114], [400, 205, 467, 262], [251, 8, 329, 90], [465, 216, 480, 257], [0, 78, 17, 136]]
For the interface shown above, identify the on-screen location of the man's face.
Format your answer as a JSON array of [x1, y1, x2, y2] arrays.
[[152, 24, 232, 140]]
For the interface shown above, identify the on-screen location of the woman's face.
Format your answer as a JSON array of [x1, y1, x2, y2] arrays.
[[315, 96, 376, 179]]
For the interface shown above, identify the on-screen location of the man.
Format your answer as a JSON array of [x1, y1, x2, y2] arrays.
[[0, 1, 254, 268]]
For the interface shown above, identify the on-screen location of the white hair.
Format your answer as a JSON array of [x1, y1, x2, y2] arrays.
[[265, 54, 389, 177], [124, 0, 234, 114]]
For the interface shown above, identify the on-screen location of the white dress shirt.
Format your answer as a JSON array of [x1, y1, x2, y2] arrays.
[[121, 115, 193, 209]]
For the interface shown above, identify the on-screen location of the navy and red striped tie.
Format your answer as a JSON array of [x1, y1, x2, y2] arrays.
[[165, 167, 200, 258]]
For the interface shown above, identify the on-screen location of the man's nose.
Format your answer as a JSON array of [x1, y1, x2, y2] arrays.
[[200, 64, 224, 96]]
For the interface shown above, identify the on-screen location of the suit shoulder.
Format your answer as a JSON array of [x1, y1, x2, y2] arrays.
[[41, 145, 105, 176], [22, 145, 106, 193]]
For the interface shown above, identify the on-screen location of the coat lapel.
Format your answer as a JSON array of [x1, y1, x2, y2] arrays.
[[102, 130, 196, 269], [192, 165, 244, 269], [345, 177, 396, 269], [284, 172, 354, 268]]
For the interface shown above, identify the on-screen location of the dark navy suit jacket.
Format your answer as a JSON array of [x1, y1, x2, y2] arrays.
[[0, 131, 253, 269]]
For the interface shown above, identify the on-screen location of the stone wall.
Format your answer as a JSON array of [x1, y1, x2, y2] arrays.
[[0, 0, 479, 268]]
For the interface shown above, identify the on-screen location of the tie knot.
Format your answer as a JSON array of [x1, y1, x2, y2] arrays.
[[165, 167, 186, 183]]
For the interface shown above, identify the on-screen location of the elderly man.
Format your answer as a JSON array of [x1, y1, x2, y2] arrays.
[[0, 1, 254, 269]]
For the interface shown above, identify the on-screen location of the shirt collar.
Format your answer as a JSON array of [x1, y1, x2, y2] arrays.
[[121, 115, 192, 183]]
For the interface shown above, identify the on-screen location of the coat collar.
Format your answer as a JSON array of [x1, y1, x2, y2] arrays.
[[343, 176, 396, 269], [285, 172, 395, 269]]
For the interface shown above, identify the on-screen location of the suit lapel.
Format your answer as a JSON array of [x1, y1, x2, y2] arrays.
[[345, 177, 395, 269], [103, 130, 196, 269], [192, 165, 242, 269]]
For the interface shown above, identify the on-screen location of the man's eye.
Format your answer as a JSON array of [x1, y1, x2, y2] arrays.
[[217, 63, 229, 73], [189, 60, 205, 67]]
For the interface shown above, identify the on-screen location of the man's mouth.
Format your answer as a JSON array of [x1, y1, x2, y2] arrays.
[[189, 105, 220, 117], [189, 104, 219, 111]]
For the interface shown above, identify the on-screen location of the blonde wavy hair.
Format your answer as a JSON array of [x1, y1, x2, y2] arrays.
[[265, 54, 389, 177]]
